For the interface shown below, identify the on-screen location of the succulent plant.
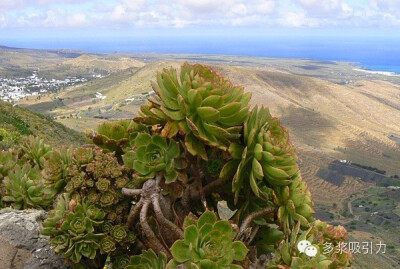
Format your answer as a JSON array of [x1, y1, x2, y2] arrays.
[[0, 150, 15, 180], [125, 249, 168, 269], [29, 63, 352, 269], [311, 220, 354, 268], [109, 253, 131, 269], [41, 193, 71, 237], [224, 106, 272, 202], [269, 220, 353, 269], [20, 135, 52, 169], [168, 210, 248, 269], [42, 191, 136, 266], [135, 63, 251, 160], [66, 232, 104, 263], [65, 146, 132, 220], [2, 164, 57, 209], [275, 175, 314, 233], [41, 147, 73, 192], [268, 222, 332, 269], [224, 107, 314, 232], [87, 120, 143, 158], [42, 195, 107, 264], [123, 133, 184, 183]]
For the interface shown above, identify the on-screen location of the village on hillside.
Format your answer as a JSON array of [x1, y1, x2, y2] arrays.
[[0, 71, 106, 103]]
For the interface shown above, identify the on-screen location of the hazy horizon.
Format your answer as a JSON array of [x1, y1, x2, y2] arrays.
[[1, 1, 400, 72]]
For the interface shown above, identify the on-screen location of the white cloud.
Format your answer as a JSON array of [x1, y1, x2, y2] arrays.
[[0, 15, 6, 28], [110, 5, 128, 22], [256, 0, 275, 14], [0, 0, 400, 29], [67, 13, 89, 27], [279, 12, 319, 27]]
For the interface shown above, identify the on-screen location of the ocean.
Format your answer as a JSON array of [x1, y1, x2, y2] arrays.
[[4, 32, 400, 74]]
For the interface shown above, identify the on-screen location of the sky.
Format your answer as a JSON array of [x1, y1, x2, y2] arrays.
[[1, 0, 400, 34], [1, 0, 400, 64]]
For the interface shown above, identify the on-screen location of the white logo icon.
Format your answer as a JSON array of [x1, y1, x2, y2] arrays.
[[304, 245, 318, 257], [297, 240, 311, 253], [297, 240, 318, 257]]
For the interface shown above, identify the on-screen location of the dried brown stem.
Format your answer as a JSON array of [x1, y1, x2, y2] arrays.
[[236, 206, 277, 240], [248, 226, 260, 244]]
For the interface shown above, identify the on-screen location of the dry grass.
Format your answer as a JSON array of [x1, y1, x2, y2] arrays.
[[62, 55, 145, 72]]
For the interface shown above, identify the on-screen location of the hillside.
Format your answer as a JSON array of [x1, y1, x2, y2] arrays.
[[62, 55, 145, 72], [15, 59, 400, 268], [0, 100, 84, 147], [0, 45, 145, 79]]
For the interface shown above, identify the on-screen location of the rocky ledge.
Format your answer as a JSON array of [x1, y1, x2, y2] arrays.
[[0, 209, 69, 269]]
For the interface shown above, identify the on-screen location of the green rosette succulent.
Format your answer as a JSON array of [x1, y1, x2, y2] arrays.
[[41, 193, 71, 237], [111, 225, 128, 242], [123, 133, 183, 183], [65, 232, 104, 263], [42, 147, 73, 192], [20, 135, 52, 169], [0, 150, 15, 180], [275, 174, 314, 233], [168, 210, 248, 269], [224, 106, 314, 232], [224, 106, 273, 202], [126, 249, 168, 269], [100, 236, 116, 254], [110, 253, 131, 269], [135, 63, 251, 160], [88, 120, 134, 157], [2, 164, 56, 209]]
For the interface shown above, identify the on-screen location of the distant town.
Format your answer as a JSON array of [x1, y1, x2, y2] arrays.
[[0, 71, 106, 103]]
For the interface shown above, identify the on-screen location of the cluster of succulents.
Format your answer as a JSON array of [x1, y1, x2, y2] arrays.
[[0, 63, 353, 268], [41, 146, 137, 266], [2, 164, 56, 209], [64, 146, 133, 223], [42, 194, 107, 265], [0, 136, 72, 210]]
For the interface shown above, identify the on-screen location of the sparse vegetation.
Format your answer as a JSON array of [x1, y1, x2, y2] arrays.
[[351, 162, 386, 175]]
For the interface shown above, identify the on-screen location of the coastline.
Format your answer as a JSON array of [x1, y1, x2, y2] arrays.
[[352, 67, 400, 77]]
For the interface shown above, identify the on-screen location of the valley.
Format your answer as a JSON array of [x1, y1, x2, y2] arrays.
[[1, 46, 400, 268]]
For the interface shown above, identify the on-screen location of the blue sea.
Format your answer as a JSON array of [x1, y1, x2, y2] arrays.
[[3, 30, 400, 74]]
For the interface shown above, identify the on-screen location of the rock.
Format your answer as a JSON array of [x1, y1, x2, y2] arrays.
[[0, 209, 70, 269]]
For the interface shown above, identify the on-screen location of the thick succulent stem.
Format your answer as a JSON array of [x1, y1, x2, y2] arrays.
[[151, 193, 184, 239], [236, 206, 277, 240], [140, 200, 169, 255], [190, 175, 229, 200], [194, 157, 207, 209], [122, 188, 142, 196], [126, 199, 143, 229]]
